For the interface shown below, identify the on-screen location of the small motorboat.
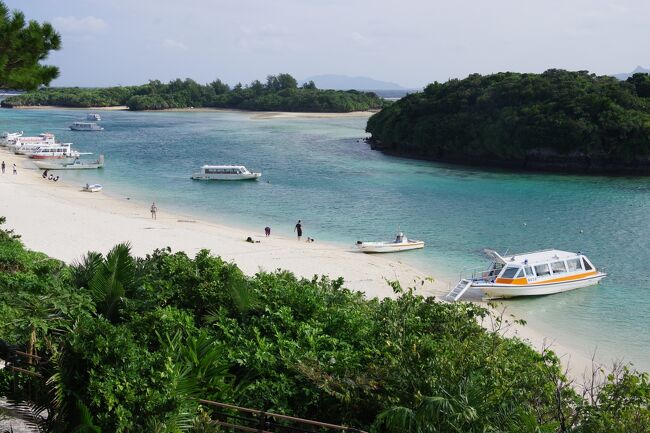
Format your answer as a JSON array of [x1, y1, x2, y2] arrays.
[[70, 122, 103, 131], [356, 232, 425, 253], [82, 183, 103, 192], [86, 113, 102, 121]]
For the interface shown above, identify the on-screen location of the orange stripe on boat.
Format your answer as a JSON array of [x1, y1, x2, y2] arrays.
[[496, 271, 598, 285]]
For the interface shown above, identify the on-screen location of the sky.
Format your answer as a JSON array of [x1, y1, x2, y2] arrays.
[[6, 0, 650, 88]]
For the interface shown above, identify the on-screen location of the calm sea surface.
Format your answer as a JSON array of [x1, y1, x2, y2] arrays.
[[1, 108, 649, 370]]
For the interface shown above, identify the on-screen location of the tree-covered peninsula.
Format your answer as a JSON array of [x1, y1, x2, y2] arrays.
[[0, 74, 386, 112], [366, 70, 650, 174]]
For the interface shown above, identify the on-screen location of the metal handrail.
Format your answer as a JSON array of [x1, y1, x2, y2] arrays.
[[199, 400, 367, 433]]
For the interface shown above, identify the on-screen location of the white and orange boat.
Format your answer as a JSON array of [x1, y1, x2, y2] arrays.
[[446, 249, 606, 301]]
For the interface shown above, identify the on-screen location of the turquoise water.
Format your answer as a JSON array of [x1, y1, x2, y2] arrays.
[[1, 108, 649, 370]]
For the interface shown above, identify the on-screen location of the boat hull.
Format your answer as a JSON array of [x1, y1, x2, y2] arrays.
[[34, 161, 102, 170], [357, 241, 424, 253], [475, 273, 606, 299], [191, 173, 261, 181]]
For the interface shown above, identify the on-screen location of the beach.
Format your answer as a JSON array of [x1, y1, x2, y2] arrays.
[[0, 147, 600, 379]]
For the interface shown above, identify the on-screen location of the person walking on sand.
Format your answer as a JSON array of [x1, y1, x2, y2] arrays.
[[294, 220, 303, 241], [1, 161, 5, 174], [264, 226, 271, 237], [150, 202, 157, 220], [12, 163, 17, 175]]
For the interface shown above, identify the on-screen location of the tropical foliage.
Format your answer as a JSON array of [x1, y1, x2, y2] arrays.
[[366, 70, 650, 173], [0, 218, 649, 432], [1, 74, 386, 112], [0, 0, 61, 90]]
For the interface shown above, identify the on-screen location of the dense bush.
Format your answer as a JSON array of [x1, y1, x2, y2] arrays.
[[366, 70, 650, 173], [0, 219, 648, 432], [1, 74, 386, 112]]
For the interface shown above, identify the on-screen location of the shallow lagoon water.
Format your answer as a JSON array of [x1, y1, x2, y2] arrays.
[[1, 108, 649, 370]]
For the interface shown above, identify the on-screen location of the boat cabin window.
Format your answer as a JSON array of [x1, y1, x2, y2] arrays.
[[566, 258, 581, 272], [582, 257, 593, 271], [550, 261, 567, 274], [524, 266, 534, 277], [534, 264, 551, 277], [500, 266, 521, 279]]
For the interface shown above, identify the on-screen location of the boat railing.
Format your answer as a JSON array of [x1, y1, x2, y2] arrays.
[[458, 266, 498, 283]]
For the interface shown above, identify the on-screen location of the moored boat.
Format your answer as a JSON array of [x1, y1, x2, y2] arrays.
[[34, 155, 104, 170], [446, 249, 607, 301], [356, 232, 425, 253], [70, 122, 104, 131], [82, 183, 103, 192], [191, 165, 261, 180], [28, 143, 80, 159], [86, 113, 102, 121], [1, 131, 23, 145]]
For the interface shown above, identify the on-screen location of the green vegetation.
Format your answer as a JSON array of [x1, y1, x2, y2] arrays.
[[0, 1, 61, 90], [1, 74, 386, 112], [1, 218, 649, 432], [366, 70, 650, 173]]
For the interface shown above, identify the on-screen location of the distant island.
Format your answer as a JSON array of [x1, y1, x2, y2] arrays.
[[366, 69, 650, 174], [613, 65, 650, 80], [302, 74, 407, 90], [0, 73, 387, 112]]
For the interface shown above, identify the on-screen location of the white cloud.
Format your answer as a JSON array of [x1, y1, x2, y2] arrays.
[[161, 38, 188, 50], [52, 16, 108, 33]]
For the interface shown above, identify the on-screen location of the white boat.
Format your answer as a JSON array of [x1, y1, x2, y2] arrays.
[[86, 113, 101, 121], [34, 155, 104, 170], [70, 122, 104, 131], [191, 165, 261, 180], [10, 133, 56, 151], [356, 232, 425, 253], [82, 183, 103, 192], [1, 131, 23, 144], [28, 144, 80, 160], [446, 249, 607, 301]]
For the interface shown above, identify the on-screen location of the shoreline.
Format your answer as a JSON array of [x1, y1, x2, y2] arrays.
[[0, 147, 607, 379], [4, 105, 376, 119]]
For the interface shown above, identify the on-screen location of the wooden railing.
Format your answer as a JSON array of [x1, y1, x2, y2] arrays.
[[199, 400, 368, 433]]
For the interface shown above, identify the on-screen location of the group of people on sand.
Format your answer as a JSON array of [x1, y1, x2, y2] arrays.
[[1, 161, 17, 175], [41, 170, 59, 182]]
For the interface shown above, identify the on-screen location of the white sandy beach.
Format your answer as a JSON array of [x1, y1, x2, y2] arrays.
[[0, 148, 602, 379]]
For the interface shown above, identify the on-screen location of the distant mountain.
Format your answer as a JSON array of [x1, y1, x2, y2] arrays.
[[613, 65, 650, 80], [303, 74, 407, 90]]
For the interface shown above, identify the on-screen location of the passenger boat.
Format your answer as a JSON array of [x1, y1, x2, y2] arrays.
[[191, 165, 261, 180], [70, 122, 104, 131], [34, 155, 104, 170], [82, 183, 103, 192], [356, 232, 425, 253], [10, 133, 56, 151], [86, 113, 102, 121], [446, 249, 607, 301], [27, 144, 80, 159], [1, 131, 23, 144]]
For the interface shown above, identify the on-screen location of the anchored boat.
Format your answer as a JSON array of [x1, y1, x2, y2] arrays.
[[446, 249, 607, 301], [191, 165, 261, 180], [34, 155, 104, 170], [70, 121, 104, 131], [356, 232, 424, 253], [82, 183, 103, 192]]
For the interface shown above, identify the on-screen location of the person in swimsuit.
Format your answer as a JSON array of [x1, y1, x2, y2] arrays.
[[150, 202, 157, 220], [294, 220, 302, 240]]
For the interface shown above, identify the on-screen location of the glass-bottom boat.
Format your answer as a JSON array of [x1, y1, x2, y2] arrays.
[[446, 249, 607, 301]]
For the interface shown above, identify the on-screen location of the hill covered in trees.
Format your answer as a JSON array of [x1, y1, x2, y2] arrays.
[[1, 73, 386, 112], [1, 218, 649, 432], [366, 70, 650, 174]]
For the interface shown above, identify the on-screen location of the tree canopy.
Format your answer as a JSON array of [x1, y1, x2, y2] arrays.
[[0, 0, 61, 90], [1, 217, 649, 432], [366, 70, 650, 174], [1, 73, 387, 113]]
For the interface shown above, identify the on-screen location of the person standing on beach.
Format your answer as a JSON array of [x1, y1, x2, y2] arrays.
[[264, 226, 271, 237], [150, 202, 157, 220], [1, 161, 5, 174], [12, 164, 17, 175], [294, 220, 302, 241]]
